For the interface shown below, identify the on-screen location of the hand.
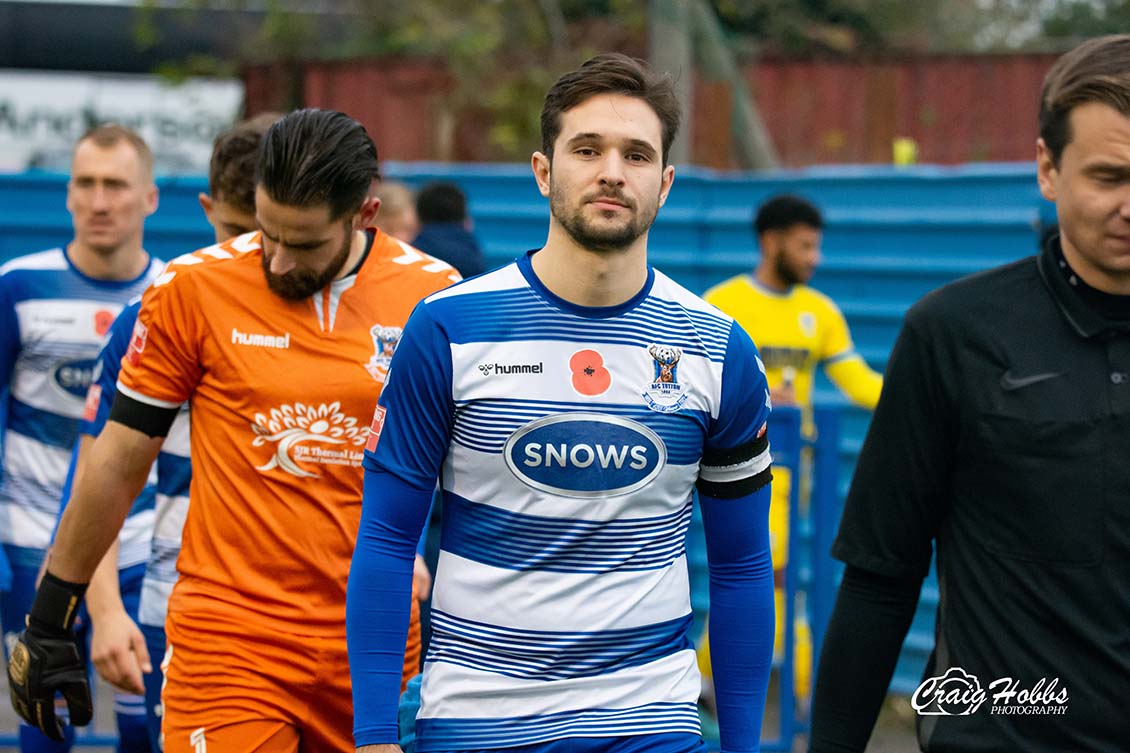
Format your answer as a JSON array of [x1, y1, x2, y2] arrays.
[[413, 554, 432, 601], [7, 626, 93, 741], [90, 608, 150, 695]]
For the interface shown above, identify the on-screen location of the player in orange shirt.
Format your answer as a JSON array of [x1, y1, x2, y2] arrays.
[[7, 109, 459, 753]]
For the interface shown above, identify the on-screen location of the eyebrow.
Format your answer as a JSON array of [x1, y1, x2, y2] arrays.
[[256, 223, 330, 248], [565, 133, 659, 157], [1082, 162, 1130, 176]]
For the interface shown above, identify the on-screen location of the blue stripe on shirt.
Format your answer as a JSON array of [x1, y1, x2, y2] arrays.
[[416, 702, 701, 751], [7, 398, 78, 449], [441, 492, 691, 573], [426, 609, 692, 681]]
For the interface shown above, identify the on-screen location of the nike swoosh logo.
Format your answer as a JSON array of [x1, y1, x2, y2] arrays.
[[1000, 370, 1064, 391]]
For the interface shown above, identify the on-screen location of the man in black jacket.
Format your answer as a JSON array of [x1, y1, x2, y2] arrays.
[[810, 34, 1130, 753]]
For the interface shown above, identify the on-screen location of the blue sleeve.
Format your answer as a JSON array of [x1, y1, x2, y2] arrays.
[[350, 300, 453, 745], [347, 466, 434, 745], [363, 302, 455, 490], [0, 275, 21, 396], [80, 300, 139, 438], [701, 484, 775, 753], [697, 322, 773, 499]]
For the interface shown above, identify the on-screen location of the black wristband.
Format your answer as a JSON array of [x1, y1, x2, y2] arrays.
[[28, 572, 89, 636]]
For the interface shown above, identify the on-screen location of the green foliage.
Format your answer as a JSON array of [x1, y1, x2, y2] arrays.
[[1043, 0, 1130, 38]]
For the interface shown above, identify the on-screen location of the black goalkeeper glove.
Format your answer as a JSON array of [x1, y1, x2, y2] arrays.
[[7, 572, 93, 741]]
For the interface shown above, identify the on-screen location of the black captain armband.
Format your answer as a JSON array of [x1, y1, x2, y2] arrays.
[[696, 433, 772, 499], [108, 391, 179, 438]]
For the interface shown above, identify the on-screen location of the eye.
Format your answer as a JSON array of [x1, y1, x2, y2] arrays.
[[627, 153, 650, 163], [575, 148, 597, 157]]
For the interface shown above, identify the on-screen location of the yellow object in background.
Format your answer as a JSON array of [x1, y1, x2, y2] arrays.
[[893, 137, 918, 166]]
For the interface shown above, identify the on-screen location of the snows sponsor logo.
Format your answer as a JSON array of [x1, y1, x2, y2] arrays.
[[504, 413, 666, 498], [912, 667, 1068, 717], [231, 327, 290, 349], [52, 357, 99, 399], [250, 402, 368, 477]]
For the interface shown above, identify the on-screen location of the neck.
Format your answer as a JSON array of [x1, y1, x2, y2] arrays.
[[334, 229, 368, 281], [67, 240, 148, 281], [754, 264, 789, 293], [532, 223, 649, 308]]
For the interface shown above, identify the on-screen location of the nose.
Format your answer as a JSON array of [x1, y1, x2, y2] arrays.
[[268, 248, 298, 276], [90, 185, 110, 211], [597, 152, 627, 187]]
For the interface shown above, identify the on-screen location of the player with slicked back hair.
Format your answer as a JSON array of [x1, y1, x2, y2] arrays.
[[55, 113, 278, 752], [9, 109, 456, 753]]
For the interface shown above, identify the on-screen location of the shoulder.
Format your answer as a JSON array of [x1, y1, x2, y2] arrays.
[[367, 232, 462, 291], [702, 274, 748, 303], [906, 256, 1037, 332], [794, 285, 846, 320], [0, 248, 74, 304], [653, 271, 737, 327], [0, 248, 67, 277], [0, 248, 68, 292], [148, 231, 264, 293]]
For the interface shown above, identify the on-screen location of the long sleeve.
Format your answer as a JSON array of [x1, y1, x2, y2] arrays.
[[347, 466, 434, 745], [808, 566, 922, 753], [701, 484, 775, 753]]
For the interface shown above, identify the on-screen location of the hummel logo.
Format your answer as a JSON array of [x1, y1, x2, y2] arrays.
[[999, 370, 1063, 391], [478, 362, 543, 376], [232, 327, 291, 349]]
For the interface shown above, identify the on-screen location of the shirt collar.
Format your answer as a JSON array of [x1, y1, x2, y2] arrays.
[[1037, 232, 1130, 339]]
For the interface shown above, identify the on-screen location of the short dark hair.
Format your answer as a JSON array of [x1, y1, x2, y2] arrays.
[[1039, 34, 1130, 166], [75, 124, 153, 179], [540, 52, 681, 165], [417, 182, 467, 224], [257, 109, 380, 219], [209, 113, 280, 215], [754, 195, 823, 236]]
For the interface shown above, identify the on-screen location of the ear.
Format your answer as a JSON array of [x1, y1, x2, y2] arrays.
[[198, 193, 214, 222], [145, 183, 159, 217], [1036, 138, 1058, 204], [657, 164, 675, 208], [531, 151, 552, 198], [357, 195, 381, 228]]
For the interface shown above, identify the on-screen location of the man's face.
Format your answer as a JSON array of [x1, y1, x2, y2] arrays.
[[200, 194, 257, 245], [66, 140, 157, 256], [1037, 101, 1130, 292], [766, 224, 822, 286], [255, 187, 356, 300], [535, 93, 674, 253]]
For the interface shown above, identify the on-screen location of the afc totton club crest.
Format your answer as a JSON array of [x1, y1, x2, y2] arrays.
[[642, 343, 689, 413], [365, 324, 403, 383]]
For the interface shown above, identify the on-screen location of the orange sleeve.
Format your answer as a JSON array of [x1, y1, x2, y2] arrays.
[[117, 254, 205, 407]]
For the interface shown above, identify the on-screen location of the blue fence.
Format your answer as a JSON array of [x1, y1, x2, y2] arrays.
[[0, 163, 1049, 747]]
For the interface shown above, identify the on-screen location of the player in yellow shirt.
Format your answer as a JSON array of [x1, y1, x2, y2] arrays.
[[702, 195, 882, 705]]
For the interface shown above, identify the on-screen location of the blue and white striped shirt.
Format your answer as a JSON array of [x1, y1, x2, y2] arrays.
[[0, 248, 162, 551], [359, 252, 772, 750]]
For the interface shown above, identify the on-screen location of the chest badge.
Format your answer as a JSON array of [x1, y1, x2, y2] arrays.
[[642, 343, 689, 413], [365, 324, 402, 384]]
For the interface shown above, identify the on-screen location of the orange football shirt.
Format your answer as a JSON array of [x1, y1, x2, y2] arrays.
[[117, 229, 458, 636]]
